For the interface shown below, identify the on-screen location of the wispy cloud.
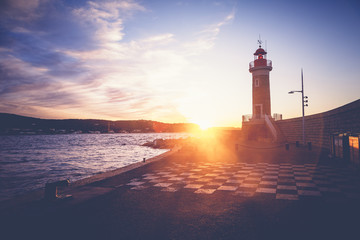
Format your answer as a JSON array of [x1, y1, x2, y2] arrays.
[[72, 0, 145, 44], [0, 0, 44, 22], [183, 10, 235, 55], [0, 0, 236, 122]]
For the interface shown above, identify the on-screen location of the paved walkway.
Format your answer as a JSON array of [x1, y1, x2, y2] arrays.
[[1, 143, 360, 240], [127, 161, 360, 201]]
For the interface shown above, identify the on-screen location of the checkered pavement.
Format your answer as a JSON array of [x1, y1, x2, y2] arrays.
[[126, 162, 360, 200]]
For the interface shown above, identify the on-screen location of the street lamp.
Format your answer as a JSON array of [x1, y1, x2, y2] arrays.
[[288, 69, 308, 146]]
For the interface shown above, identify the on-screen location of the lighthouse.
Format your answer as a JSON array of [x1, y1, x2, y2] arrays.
[[242, 40, 281, 141], [249, 41, 272, 119]]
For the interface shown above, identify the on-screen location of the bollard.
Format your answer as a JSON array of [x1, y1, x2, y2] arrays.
[[308, 142, 312, 151], [296, 141, 300, 147], [285, 143, 290, 151], [143, 157, 146, 163], [44, 179, 70, 201]]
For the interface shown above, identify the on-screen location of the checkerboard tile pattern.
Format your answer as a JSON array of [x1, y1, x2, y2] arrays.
[[126, 162, 360, 201]]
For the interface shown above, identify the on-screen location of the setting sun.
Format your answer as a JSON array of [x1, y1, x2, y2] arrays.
[[185, 114, 214, 130], [198, 121, 212, 130]]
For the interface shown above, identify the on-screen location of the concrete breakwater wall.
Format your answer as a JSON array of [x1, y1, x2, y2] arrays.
[[276, 99, 360, 149]]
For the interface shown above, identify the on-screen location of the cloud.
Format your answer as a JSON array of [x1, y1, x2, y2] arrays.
[[0, 55, 51, 95], [0, 0, 43, 22], [0, 0, 236, 122], [183, 10, 235, 55], [72, 0, 145, 44], [0, 54, 86, 110]]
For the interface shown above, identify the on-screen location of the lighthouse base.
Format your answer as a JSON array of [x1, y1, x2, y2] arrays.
[[242, 120, 271, 141], [241, 117, 286, 143]]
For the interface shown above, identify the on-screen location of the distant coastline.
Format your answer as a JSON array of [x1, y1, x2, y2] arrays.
[[0, 113, 199, 135]]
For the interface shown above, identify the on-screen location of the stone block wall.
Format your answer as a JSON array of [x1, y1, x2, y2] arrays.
[[242, 122, 270, 140], [276, 99, 360, 149]]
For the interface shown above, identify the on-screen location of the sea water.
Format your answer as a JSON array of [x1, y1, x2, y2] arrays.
[[0, 133, 188, 201]]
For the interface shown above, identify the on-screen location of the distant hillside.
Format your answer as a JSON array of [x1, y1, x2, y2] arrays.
[[0, 113, 199, 135]]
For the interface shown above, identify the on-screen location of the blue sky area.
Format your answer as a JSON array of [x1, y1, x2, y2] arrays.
[[0, 0, 359, 128]]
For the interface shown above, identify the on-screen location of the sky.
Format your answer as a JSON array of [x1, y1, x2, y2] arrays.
[[0, 0, 359, 128]]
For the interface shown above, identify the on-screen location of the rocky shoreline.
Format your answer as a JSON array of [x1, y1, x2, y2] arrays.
[[142, 137, 193, 149]]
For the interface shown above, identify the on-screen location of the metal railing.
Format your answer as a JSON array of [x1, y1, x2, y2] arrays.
[[249, 60, 272, 69], [242, 113, 282, 123], [242, 114, 265, 122], [273, 113, 283, 121], [242, 114, 252, 122]]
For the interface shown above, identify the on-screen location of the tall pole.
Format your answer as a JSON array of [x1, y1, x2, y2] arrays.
[[288, 69, 308, 146], [301, 69, 305, 145]]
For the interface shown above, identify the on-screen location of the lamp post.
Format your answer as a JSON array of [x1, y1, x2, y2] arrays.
[[288, 69, 308, 146]]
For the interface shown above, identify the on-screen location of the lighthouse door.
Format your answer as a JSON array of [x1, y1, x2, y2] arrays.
[[254, 105, 262, 119]]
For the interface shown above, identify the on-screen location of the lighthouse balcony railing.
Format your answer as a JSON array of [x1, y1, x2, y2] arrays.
[[242, 113, 282, 123], [249, 60, 272, 69], [242, 114, 252, 122], [242, 114, 265, 122]]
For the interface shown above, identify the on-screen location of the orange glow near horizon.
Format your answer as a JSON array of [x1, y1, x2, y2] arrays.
[[190, 128, 238, 163], [193, 119, 213, 131]]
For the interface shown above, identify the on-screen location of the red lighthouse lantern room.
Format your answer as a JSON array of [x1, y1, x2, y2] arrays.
[[253, 47, 267, 67]]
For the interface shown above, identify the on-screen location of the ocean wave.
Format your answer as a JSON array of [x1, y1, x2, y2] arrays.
[[0, 133, 188, 201]]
